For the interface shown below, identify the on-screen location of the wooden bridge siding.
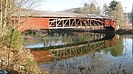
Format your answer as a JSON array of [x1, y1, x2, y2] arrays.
[[15, 17, 116, 31], [104, 19, 116, 29], [18, 17, 50, 31]]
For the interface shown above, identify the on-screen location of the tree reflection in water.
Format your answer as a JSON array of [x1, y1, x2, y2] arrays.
[[28, 32, 133, 74]]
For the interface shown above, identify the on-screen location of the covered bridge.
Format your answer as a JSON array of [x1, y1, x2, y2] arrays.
[[13, 9, 116, 31]]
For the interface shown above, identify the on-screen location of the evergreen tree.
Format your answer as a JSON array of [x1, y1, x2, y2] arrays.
[[108, 0, 118, 11], [108, 1, 125, 28]]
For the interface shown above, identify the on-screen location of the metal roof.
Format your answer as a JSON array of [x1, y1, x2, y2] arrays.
[[18, 9, 110, 19]]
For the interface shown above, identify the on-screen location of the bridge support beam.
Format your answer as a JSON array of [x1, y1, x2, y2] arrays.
[[49, 18, 104, 30]]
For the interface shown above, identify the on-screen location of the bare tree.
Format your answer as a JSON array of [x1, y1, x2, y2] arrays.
[[131, 5, 133, 29], [0, 0, 42, 73], [102, 4, 109, 15], [74, 3, 101, 14]]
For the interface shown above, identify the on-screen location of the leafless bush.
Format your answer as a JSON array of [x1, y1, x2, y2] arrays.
[[0, 0, 42, 73]]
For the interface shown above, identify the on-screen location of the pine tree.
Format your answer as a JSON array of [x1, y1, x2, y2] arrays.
[[108, 0, 118, 11], [108, 1, 125, 28]]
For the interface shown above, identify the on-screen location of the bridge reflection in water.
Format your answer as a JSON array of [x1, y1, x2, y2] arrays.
[[30, 33, 123, 63]]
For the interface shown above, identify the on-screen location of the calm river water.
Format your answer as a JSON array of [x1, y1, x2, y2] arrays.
[[24, 31, 133, 74]]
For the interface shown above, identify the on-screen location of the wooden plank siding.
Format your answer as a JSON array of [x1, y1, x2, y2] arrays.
[[16, 17, 50, 31]]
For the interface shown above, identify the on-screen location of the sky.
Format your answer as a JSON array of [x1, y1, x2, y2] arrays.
[[35, 0, 133, 12]]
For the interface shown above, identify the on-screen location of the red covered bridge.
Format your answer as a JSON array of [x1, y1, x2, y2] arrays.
[[13, 10, 116, 31]]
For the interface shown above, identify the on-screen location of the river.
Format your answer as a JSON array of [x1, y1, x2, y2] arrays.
[[24, 31, 133, 74]]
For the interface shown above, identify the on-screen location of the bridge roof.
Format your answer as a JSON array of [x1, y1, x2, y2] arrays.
[[19, 9, 110, 19]]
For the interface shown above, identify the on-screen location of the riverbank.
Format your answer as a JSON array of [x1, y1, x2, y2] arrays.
[[0, 46, 43, 74], [116, 29, 133, 35], [90, 28, 133, 35]]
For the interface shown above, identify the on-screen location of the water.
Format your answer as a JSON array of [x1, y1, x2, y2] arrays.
[[24, 32, 133, 74]]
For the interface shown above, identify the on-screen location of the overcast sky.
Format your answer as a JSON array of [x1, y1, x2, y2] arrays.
[[35, 0, 133, 12]]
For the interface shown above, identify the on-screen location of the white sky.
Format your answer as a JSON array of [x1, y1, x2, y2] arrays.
[[35, 0, 133, 12]]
